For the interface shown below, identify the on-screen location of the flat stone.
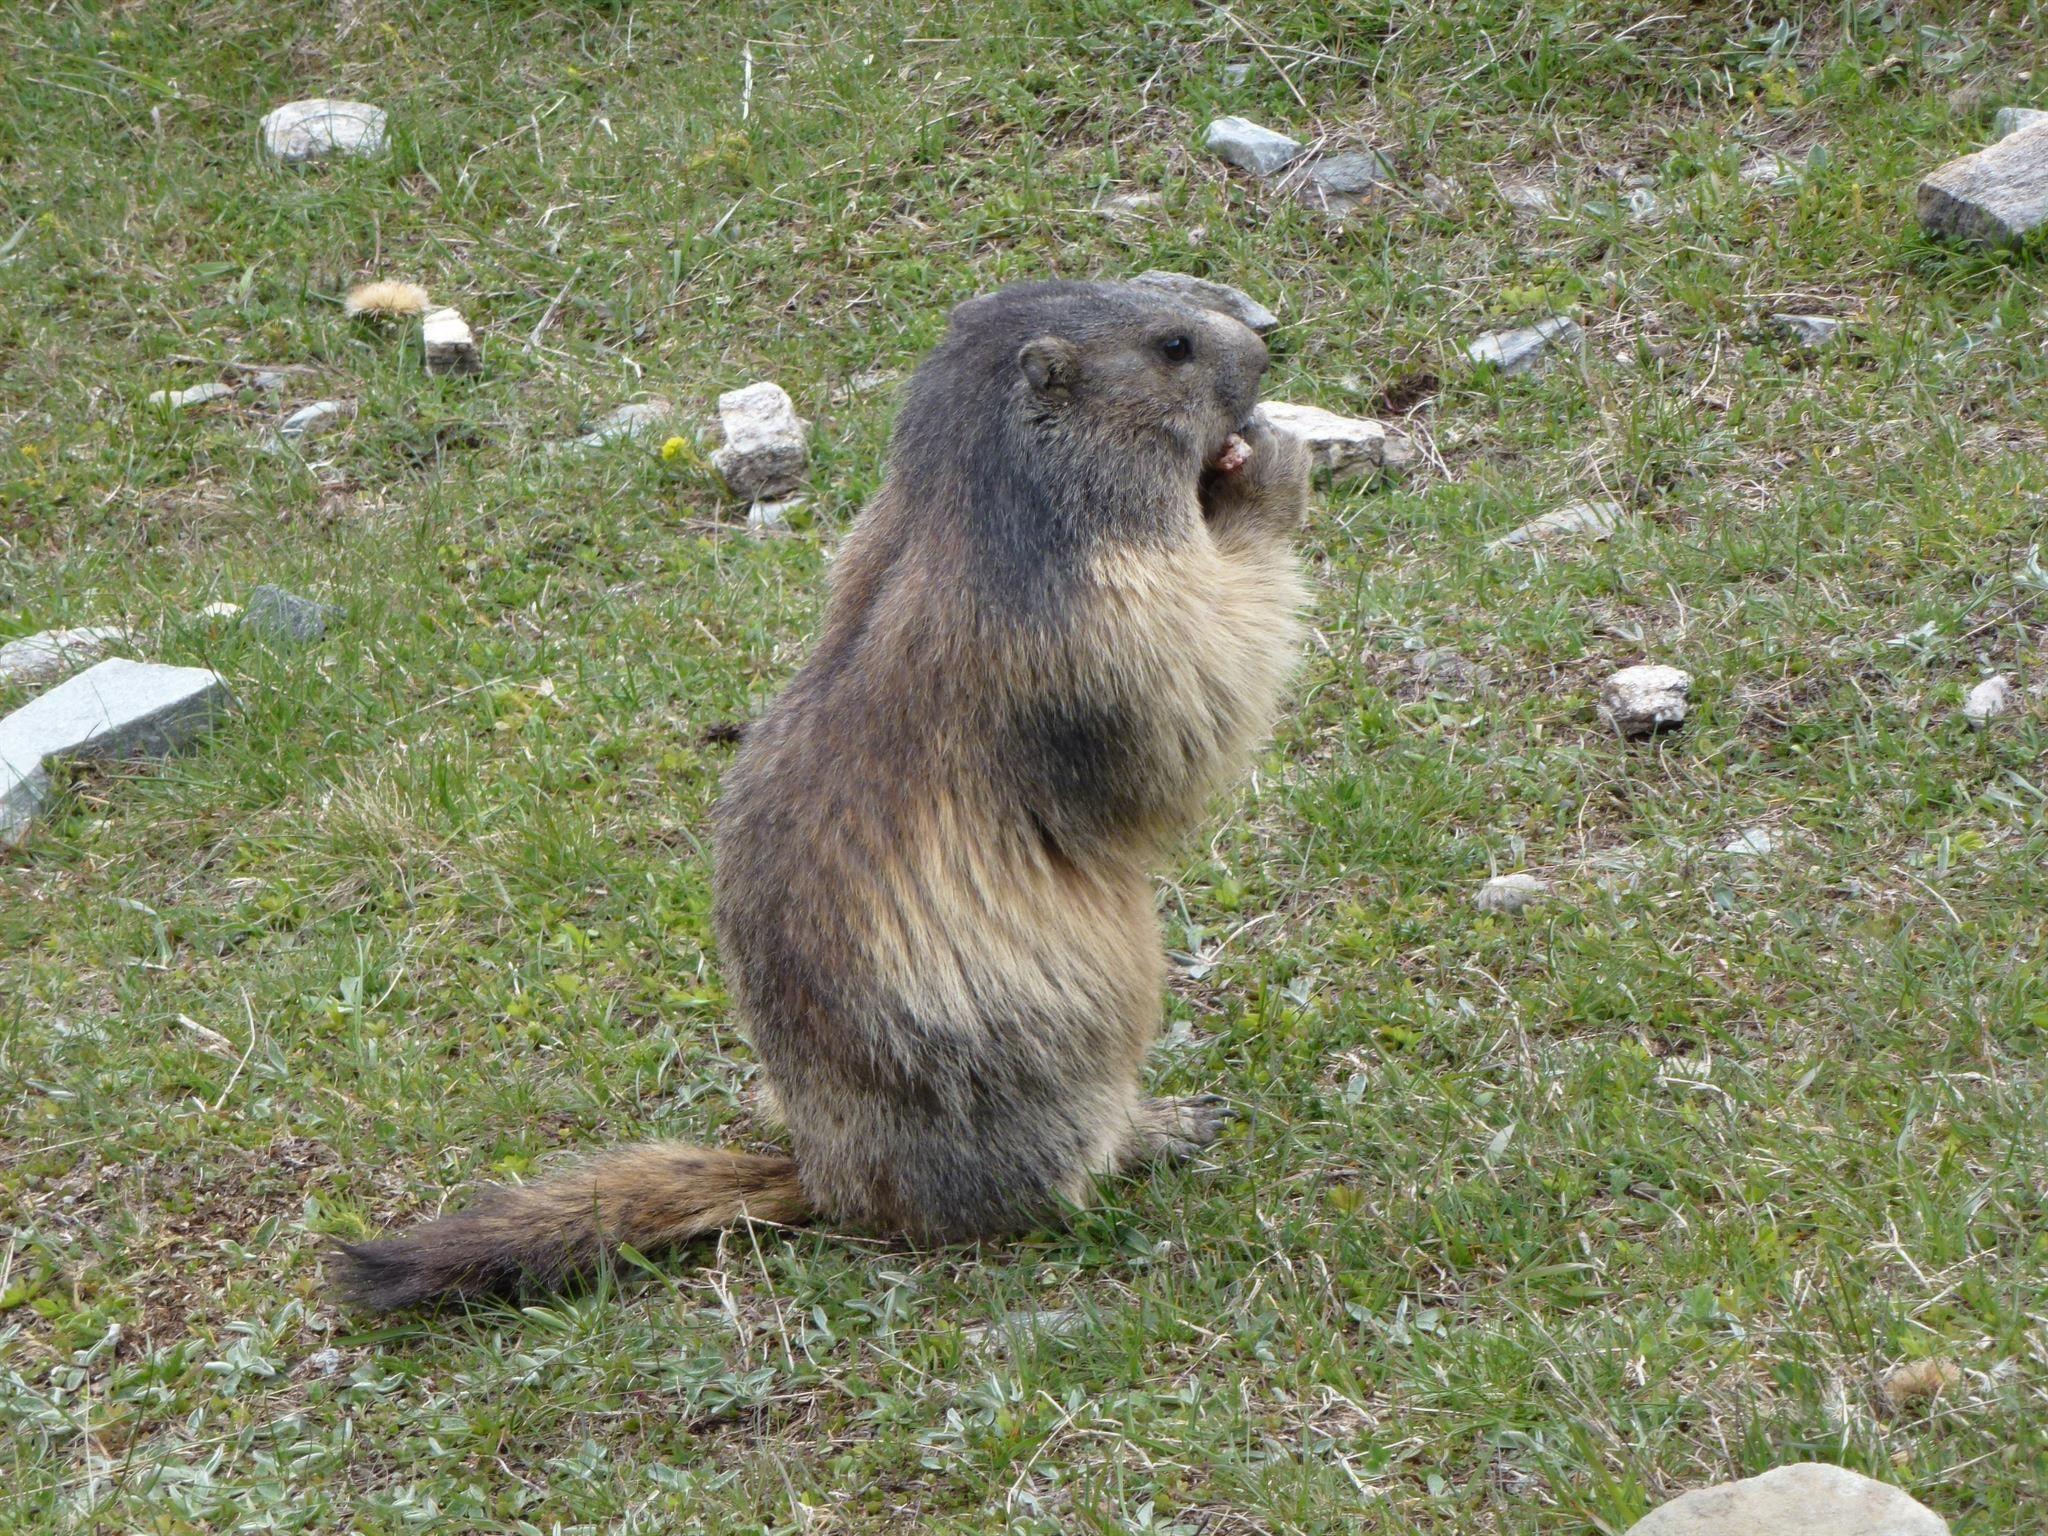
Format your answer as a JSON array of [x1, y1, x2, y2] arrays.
[[1475, 873, 1548, 915], [746, 497, 804, 533], [0, 627, 128, 689], [1770, 313, 1842, 348], [709, 382, 809, 502], [1918, 122, 2048, 248], [1993, 106, 2048, 141], [1625, 1462, 1948, 1536], [554, 400, 677, 455], [1466, 315, 1583, 376], [1308, 151, 1395, 196], [244, 585, 339, 643], [1257, 402, 1415, 480], [1962, 674, 2014, 728], [147, 381, 237, 409], [1203, 116, 1302, 177], [421, 307, 480, 376], [0, 659, 229, 845], [1599, 664, 1692, 739], [1130, 271, 1278, 335], [1487, 500, 1626, 554], [260, 99, 388, 163]]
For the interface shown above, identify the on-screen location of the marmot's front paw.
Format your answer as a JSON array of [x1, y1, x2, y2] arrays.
[[1201, 415, 1309, 539]]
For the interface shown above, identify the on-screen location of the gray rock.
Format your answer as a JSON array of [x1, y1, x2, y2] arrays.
[[709, 382, 809, 502], [244, 585, 339, 643], [260, 99, 388, 163], [1131, 271, 1278, 335], [1257, 402, 1416, 480], [746, 497, 804, 533], [421, 307, 480, 376], [1487, 500, 1626, 554], [1465, 315, 1583, 376], [1770, 313, 1841, 348], [1475, 873, 1548, 914], [1599, 664, 1692, 738], [1203, 116, 1302, 177], [0, 627, 128, 689], [277, 400, 350, 441], [1308, 151, 1395, 196], [1625, 1462, 1948, 1536], [1918, 122, 2048, 248], [1993, 106, 2048, 141], [0, 659, 229, 845], [1962, 673, 2014, 729], [147, 381, 237, 409]]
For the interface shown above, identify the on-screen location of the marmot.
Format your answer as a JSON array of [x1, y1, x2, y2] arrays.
[[335, 279, 1309, 1310]]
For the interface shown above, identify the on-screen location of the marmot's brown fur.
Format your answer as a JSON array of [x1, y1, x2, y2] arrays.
[[335, 280, 1309, 1310]]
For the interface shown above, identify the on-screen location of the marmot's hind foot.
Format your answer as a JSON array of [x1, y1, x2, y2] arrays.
[[1122, 1094, 1236, 1168]]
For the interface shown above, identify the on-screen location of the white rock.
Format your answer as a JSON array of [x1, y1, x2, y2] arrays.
[[1466, 315, 1583, 376], [554, 400, 677, 455], [1257, 402, 1416, 481], [147, 381, 237, 409], [1719, 827, 1779, 857], [260, 99, 388, 163], [746, 497, 804, 532], [278, 400, 350, 441], [1131, 271, 1278, 335], [1475, 873, 1548, 914], [1624, 1462, 1948, 1536], [1487, 500, 1626, 553], [1770, 313, 1841, 348], [1962, 674, 2014, 728], [1203, 116, 1302, 177], [1918, 122, 2048, 248], [709, 382, 809, 502], [421, 307, 480, 376], [196, 602, 243, 621], [1599, 665, 1692, 739], [1993, 106, 2048, 141], [0, 659, 229, 844], [0, 627, 128, 689], [1498, 181, 1558, 216]]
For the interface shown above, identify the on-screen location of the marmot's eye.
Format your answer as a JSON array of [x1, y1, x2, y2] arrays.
[[1160, 334, 1194, 363]]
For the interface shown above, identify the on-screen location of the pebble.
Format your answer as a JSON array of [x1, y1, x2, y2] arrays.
[[1257, 401, 1417, 480], [554, 400, 677, 455], [1993, 106, 2048, 141], [147, 381, 237, 409], [1718, 827, 1778, 857], [1487, 499, 1626, 554], [1918, 121, 2048, 247], [244, 585, 340, 644], [1, 658, 229, 845], [1599, 665, 1692, 739], [1131, 271, 1278, 335], [260, 99, 388, 163], [1203, 116, 1302, 177], [1961, 674, 2014, 728], [1624, 1462, 1948, 1536], [709, 382, 810, 502], [746, 497, 804, 533], [421, 307, 481, 376], [1474, 873, 1548, 915], [1301, 151, 1396, 214], [1770, 313, 1842, 348], [0, 627, 128, 689], [1465, 315, 1583, 376]]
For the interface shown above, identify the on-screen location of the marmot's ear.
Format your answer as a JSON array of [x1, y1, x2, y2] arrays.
[[1019, 336, 1079, 399]]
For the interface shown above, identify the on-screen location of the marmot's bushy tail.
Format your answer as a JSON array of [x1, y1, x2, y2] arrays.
[[332, 1145, 812, 1311]]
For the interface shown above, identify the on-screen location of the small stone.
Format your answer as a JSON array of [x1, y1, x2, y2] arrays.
[[1918, 122, 2048, 248], [1993, 106, 2048, 141], [1624, 1462, 1948, 1536], [746, 497, 804, 533], [1718, 827, 1778, 857], [1487, 500, 1626, 554], [1770, 313, 1842, 348], [554, 400, 677, 455], [1, 659, 229, 845], [1465, 315, 1583, 376], [0, 627, 128, 689], [709, 382, 809, 502], [1308, 151, 1395, 196], [421, 307, 480, 376], [278, 400, 350, 441], [1961, 674, 2014, 728], [1131, 271, 1278, 335], [1599, 665, 1692, 739], [147, 381, 237, 409], [1257, 402, 1415, 481], [260, 99, 388, 163], [1203, 116, 1302, 177], [1499, 181, 1557, 216], [1475, 873, 1548, 915], [243, 585, 339, 644]]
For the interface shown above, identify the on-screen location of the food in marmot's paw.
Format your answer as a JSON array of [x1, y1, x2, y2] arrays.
[[1213, 433, 1252, 474]]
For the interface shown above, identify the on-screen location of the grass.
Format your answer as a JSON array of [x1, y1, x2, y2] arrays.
[[4, 1, 2047, 1530]]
